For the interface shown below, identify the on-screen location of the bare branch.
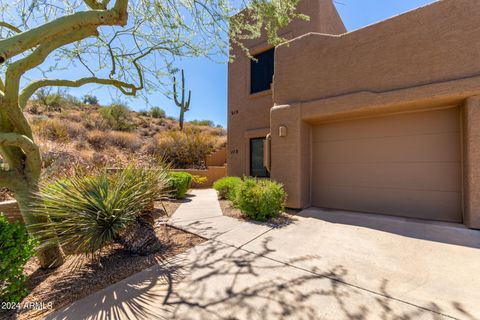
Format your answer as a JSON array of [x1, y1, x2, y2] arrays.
[[20, 76, 139, 108], [0, 22, 21, 34], [4, 28, 99, 138], [0, 0, 128, 63]]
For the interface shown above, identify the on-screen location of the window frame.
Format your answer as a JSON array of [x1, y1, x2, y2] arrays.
[[250, 47, 275, 95]]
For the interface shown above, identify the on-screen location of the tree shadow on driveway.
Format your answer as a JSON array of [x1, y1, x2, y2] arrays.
[[48, 238, 473, 320]]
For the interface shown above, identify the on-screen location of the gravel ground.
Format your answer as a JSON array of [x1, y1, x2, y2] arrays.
[[1, 199, 204, 320]]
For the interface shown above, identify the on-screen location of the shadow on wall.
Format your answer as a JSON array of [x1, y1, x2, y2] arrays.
[[299, 207, 480, 250], [46, 238, 473, 320]]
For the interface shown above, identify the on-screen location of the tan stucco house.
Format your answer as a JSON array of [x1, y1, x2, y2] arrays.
[[227, 0, 480, 229]]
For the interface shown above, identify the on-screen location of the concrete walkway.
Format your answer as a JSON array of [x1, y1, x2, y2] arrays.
[[49, 189, 480, 320]]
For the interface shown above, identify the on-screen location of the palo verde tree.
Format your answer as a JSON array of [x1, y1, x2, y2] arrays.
[[0, 0, 306, 268], [173, 69, 191, 130]]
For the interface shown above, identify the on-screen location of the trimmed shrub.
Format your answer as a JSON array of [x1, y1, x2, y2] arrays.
[[169, 172, 193, 199], [235, 178, 287, 221], [0, 214, 36, 303], [32, 165, 170, 256], [213, 176, 242, 201], [150, 107, 166, 119]]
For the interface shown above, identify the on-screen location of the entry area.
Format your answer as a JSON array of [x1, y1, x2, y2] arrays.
[[311, 107, 462, 223]]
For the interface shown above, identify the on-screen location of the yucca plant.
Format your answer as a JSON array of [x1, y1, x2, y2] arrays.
[[31, 164, 170, 257]]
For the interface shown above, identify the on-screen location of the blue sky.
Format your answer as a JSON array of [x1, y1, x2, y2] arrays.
[[54, 0, 436, 127]]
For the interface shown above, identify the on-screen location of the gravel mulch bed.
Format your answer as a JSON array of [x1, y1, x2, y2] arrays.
[[219, 199, 299, 228], [1, 199, 203, 320]]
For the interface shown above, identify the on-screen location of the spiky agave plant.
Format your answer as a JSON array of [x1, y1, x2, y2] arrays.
[[31, 164, 170, 257]]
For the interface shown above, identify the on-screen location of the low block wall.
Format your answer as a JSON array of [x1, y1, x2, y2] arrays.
[[172, 166, 227, 188], [0, 200, 22, 223]]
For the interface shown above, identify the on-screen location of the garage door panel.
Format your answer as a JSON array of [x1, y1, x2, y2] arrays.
[[313, 107, 459, 142], [312, 107, 462, 222], [313, 133, 460, 163], [312, 186, 461, 223], [314, 162, 461, 192]]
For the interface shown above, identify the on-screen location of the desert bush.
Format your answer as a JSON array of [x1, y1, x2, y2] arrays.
[[82, 111, 111, 131], [150, 107, 166, 119], [213, 176, 242, 201], [151, 129, 220, 168], [64, 121, 87, 139], [82, 94, 99, 105], [235, 178, 287, 221], [60, 111, 83, 123], [34, 119, 69, 142], [35, 88, 65, 111], [64, 94, 82, 107], [87, 130, 142, 152], [189, 119, 214, 127], [0, 214, 36, 303], [100, 102, 132, 131], [106, 131, 142, 151], [32, 165, 169, 256], [86, 130, 108, 150], [168, 172, 193, 199], [138, 110, 150, 117]]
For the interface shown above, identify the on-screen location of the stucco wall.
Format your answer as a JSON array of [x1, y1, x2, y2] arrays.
[[171, 166, 227, 188], [274, 0, 480, 106], [270, 0, 480, 228], [227, 0, 346, 177]]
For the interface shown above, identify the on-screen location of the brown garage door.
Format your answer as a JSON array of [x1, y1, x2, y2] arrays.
[[312, 107, 462, 222]]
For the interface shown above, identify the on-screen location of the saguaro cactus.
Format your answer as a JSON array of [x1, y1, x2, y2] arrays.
[[173, 69, 191, 130]]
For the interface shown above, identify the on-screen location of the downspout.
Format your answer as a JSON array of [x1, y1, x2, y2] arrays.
[[264, 133, 271, 173]]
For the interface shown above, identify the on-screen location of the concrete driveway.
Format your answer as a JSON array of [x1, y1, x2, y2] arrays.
[[49, 189, 480, 320]]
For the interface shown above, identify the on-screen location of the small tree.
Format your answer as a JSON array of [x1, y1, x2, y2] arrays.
[[82, 94, 99, 105], [0, 0, 306, 268], [173, 69, 191, 130]]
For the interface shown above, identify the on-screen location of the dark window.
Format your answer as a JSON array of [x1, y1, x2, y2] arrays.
[[250, 138, 270, 178], [250, 48, 275, 94]]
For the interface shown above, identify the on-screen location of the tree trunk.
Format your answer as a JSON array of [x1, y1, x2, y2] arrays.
[[15, 186, 65, 268]]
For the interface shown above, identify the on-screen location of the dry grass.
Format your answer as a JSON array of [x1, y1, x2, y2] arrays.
[[146, 128, 226, 168], [21, 100, 225, 183]]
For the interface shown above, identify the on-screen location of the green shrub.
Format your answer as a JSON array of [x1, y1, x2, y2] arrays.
[[213, 176, 242, 201], [150, 107, 166, 119], [32, 165, 169, 255], [35, 88, 65, 111], [100, 102, 132, 131], [235, 178, 287, 221], [169, 172, 193, 199], [0, 214, 36, 303], [82, 94, 99, 105]]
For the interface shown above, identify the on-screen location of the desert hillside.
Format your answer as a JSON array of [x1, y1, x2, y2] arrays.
[[9, 94, 226, 189]]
